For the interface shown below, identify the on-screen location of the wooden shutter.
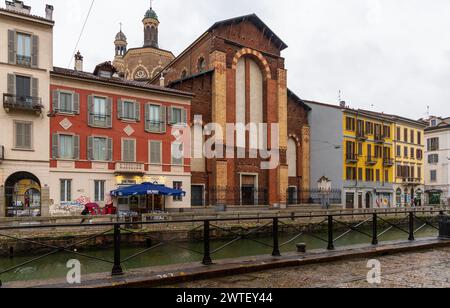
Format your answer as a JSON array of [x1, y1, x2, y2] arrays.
[[167, 106, 173, 124], [31, 35, 39, 67], [117, 99, 123, 119], [24, 123, 31, 149], [88, 95, 94, 126], [87, 136, 93, 160], [8, 30, 16, 64], [106, 98, 113, 128], [161, 106, 167, 133], [144, 104, 150, 132], [52, 90, 60, 111], [135, 102, 140, 121], [52, 133, 59, 158], [73, 93, 80, 114], [7, 74, 15, 95], [182, 108, 187, 124], [107, 138, 113, 161], [73, 135, 80, 159], [31, 78, 38, 99]]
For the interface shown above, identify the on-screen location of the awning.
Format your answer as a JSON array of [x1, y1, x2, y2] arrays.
[[111, 182, 185, 197]]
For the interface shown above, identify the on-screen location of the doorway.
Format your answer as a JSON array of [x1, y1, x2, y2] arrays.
[[191, 185, 204, 207], [5, 172, 41, 217], [365, 192, 372, 209], [241, 175, 257, 206]]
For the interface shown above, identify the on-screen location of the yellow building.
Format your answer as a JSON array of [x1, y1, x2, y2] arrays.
[[392, 117, 427, 207], [343, 110, 394, 209]]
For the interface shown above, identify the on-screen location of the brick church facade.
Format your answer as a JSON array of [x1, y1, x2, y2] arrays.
[[146, 14, 311, 207]]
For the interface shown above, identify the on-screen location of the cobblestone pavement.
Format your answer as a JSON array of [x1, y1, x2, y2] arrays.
[[169, 247, 450, 288]]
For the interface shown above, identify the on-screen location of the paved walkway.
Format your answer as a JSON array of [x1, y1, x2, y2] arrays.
[[169, 247, 450, 288]]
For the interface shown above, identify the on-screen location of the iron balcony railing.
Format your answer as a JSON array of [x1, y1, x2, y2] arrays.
[[366, 156, 378, 166], [346, 153, 358, 164], [115, 162, 145, 174], [383, 158, 394, 167], [3, 94, 43, 112], [16, 55, 31, 67], [374, 134, 385, 143], [356, 130, 367, 140], [0, 208, 446, 285]]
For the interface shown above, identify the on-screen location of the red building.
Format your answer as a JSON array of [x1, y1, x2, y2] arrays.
[[49, 61, 193, 214]]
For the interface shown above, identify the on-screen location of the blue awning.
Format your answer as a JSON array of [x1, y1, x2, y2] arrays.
[[111, 182, 185, 197]]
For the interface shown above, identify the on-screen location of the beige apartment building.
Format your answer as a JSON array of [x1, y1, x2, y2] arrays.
[[0, 1, 54, 217]]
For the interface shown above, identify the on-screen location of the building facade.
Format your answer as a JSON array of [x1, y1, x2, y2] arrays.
[[49, 61, 193, 214], [392, 117, 426, 207], [0, 1, 54, 217], [149, 14, 311, 207], [424, 116, 450, 206]]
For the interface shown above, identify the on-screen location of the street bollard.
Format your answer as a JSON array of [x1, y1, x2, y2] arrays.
[[272, 218, 281, 257], [202, 220, 213, 265], [327, 215, 335, 250], [409, 212, 415, 241], [372, 213, 378, 245], [111, 224, 123, 276]]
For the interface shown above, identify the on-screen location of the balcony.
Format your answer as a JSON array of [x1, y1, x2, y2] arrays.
[[0, 145, 4, 163], [366, 156, 378, 166], [356, 130, 368, 140], [402, 177, 422, 185], [16, 55, 32, 67], [383, 158, 394, 167], [115, 162, 145, 175], [346, 153, 358, 164], [3, 94, 43, 114], [374, 134, 385, 144]]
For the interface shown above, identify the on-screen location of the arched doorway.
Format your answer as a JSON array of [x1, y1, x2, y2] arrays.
[[365, 192, 372, 209], [5, 172, 41, 217]]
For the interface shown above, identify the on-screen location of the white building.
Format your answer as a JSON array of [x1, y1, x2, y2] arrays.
[[424, 116, 450, 206], [0, 1, 54, 217]]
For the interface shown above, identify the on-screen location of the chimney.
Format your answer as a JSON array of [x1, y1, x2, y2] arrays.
[[339, 101, 346, 108], [159, 75, 165, 87], [74, 51, 83, 72], [5, 0, 31, 14], [45, 4, 53, 20]]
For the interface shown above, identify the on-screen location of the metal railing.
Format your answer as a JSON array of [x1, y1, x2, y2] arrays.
[[3, 94, 43, 112], [0, 207, 445, 286]]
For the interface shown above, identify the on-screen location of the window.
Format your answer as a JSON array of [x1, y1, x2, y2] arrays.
[[367, 144, 372, 158], [149, 141, 162, 164], [197, 57, 206, 72], [173, 181, 183, 201], [396, 127, 401, 141], [410, 147, 415, 159], [358, 168, 363, 181], [427, 138, 439, 151], [122, 101, 136, 120], [418, 167, 422, 180], [357, 142, 363, 156], [93, 97, 107, 121], [417, 149, 423, 160], [430, 119, 437, 127], [145, 104, 167, 133], [417, 132, 422, 145], [430, 170, 437, 182], [169, 107, 186, 125], [428, 154, 439, 164], [171, 142, 184, 165], [181, 70, 188, 79], [404, 128, 408, 143], [16, 75, 31, 98], [59, 135, 74, 159], [92, 137, 108, 161], [365, 169, 374, 182], [383, 125, 391, 138], [59, 92, 73, 113], [94, 180, 105, 202], [60, 179, 72, 202], [374, 145, 382, 158], [346, 167, 357, 181], [376, 169, 381, 182], [365, 122, 374, 135], [345, 117, 355, 131], [396, 145, 401, 157], [122, 139, 136, 162], [16, 32, 31, 66], [410, 130, 415, 144], [14, 121, 32, 149], [404, 147, 408, 158], [384, 170, 389, 182]]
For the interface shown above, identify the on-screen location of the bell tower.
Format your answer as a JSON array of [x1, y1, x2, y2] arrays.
[[114, 23, 128, 58], [143, 3, 159, 48]]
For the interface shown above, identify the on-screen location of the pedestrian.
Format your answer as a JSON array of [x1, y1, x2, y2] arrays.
[[80, 205, 90, 224]]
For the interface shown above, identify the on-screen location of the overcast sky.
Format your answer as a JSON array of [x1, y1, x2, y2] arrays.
[[16, 0, 450, 119]]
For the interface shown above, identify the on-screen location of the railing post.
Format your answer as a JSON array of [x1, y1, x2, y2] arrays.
[[409, 212, 415, 241], [372, 213, 378, 245], [272, 218, 281, 257], [327, 215, 335, 250], [111, 224, 123, 276], [202, 220, 213, 265]]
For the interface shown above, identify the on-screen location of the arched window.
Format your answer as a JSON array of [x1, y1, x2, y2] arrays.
[[181, 70, 188, 79], [197, 57, 206, 73], [287, 138, 297, 177]]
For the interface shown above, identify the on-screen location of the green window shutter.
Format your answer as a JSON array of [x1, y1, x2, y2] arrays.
[[117, 99, 123, 119], [107, 138, 113, 161], [73, 135, 80, 160], [52, 133, 59, 158], [88, 95, 94, 126], [135, 102, 140, 121], [106, 98, 113, 128], [52, 90, 60, 112], [73, 93, 80, 114], [182, 108, 187, 124], [31, 78, 39, 99], [161, 106, 167, 133], [144, 104, 150, 132], [23, 123, 31, 149], [7, 74, 15, 95], [31, 35, 39, 68], [167, 106, 173, 124], [8, 30, 16, 64], [87, 136, 93, 160]]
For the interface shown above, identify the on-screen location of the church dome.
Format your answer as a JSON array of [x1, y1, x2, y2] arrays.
[[115, 30, 127, 42], [144, 7, 158, 20]]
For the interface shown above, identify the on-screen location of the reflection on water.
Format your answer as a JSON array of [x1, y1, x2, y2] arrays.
[[0, 225, 439, 283]]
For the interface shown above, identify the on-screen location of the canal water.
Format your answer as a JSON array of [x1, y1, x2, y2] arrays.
[[0, 225, 439, 283]]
